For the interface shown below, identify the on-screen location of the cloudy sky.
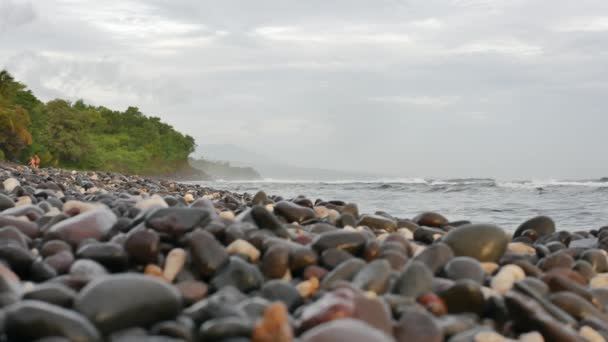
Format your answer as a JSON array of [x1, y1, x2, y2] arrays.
[[1, 0, 608, 179]]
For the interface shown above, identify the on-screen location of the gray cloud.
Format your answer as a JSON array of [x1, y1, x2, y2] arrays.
[[1, 0, 608, 178]]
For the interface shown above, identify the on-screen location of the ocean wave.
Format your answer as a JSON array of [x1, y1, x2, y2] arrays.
[[198, 177, 608, 189], [210, 178, 429, 184], [498, 180, 608, 189]]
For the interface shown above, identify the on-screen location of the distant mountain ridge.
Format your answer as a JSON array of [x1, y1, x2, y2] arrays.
[[194, 144, 388, 180]]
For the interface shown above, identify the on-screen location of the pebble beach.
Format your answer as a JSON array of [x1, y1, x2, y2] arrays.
[[1, 163, 608, 342]]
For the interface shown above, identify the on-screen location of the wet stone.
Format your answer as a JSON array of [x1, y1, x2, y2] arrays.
[[351, 259, 392, 294], [22, 283, 77, 308], [320, 258, 366, 290], [124, 229, 159, 265], [311, 231, 367, 254], [321, 248, 353, 269], [438, 280, 485, 316], [413, 212, 448, 228], [74, 274, 182, 334], [514, 215, 556, 238], [393, 260, 433, 298], [357, 214, 397, 232], [395, 308, 443, 342], [0, 193, 15, 211], [5, 300, 101, 342], [442, 224, 508, 262], [538, 252, 575, 271], [273, 201, 316, 223], [75, 242, 129, 272], [199, 317, 254, 341], [581, 249, 608, 273], [145, 207, 212, 235], [443, 257, 485, 284], [413, 242, 455, 274], [261, 280, 302, 311], [45, 207, 117, 247], [40, 240, 72, 258], [189, 229, 228, 279], [261, 244, 290, 279], [300, 318, 394, 342], [210, 256, 264, 292]]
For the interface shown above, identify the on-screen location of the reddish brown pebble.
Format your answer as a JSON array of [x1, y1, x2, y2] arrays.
[[144, 264, 164, 280], [418, 293, 448, 316], [303, 265, 328, 280], [252, 302, 293, 342]]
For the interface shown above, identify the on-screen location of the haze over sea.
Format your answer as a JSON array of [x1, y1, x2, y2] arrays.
[[195, 178, 608, 231]]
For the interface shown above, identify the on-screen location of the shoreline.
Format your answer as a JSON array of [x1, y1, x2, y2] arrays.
[[1, 163, 607, 341]]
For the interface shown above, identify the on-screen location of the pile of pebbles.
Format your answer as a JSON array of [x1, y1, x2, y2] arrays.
[[0, 163, 608, 341]]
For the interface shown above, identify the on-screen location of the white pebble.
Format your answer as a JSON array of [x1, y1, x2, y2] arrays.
[[474, 331, 507, 342], [226, 239, 260, 262], [183, 193, 194, 203], [265, 204, 274, 212], [86, 187, 99, 193], [327, 209, 340, 223], [590, 274, 608, 288], [63, 200, 100, 214], [219, 211, 235, 219], [518, 332, 544, 342], [313, 206, 329, 218], [135, 194, 168, 210], [2, 178, 20, 192], [580, 326, 606, 342], [491, 264, 525, 294], [44, 207, 62, 217], [397, 228, 414, 240], [376, 233, 389, 241], [15, 196, 32, 207], [481, 262, 500, 275], [163, 248, 186, 283], [508, 242, 536, 255]]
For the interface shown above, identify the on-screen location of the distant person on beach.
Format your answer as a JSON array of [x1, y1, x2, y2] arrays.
[[29, 155, 40, 169]]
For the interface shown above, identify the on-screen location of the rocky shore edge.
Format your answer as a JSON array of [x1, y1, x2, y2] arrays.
[[0, 163, 607, 341]]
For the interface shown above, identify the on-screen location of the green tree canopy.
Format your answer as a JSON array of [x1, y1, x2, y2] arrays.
[[0, 70, 197, 175]]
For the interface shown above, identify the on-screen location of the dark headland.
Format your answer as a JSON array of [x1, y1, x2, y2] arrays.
[[0, 162, 607, 341]]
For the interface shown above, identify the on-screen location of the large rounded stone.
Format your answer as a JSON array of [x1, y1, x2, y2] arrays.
[[438, 280, 485, 315], [393, 260, 433, 298], [261, 244, 290, 279], [311, 231, 367, 254], [444, 256, 485, 284], [442, 224, 508, 262], [45, 207, 117, 247], [145, 207, 212, 235], [300, 318, 394, 342], [74, 274, 181, 334], [395, 309, 442, 342], [351, 259, 392, 294], [189, 229, 228, 278], [513, 216, 556, 238], [357, 215, 397, 232], [274, 201, 316, 223], [210, 256, 264, 292], [413, 212, 448, 228], [124, 229, 159, 265], [22, 283, 77, 308], [0, 193, 15, 211], [5, 300, 101, 341], [413, 242, 454, 274]]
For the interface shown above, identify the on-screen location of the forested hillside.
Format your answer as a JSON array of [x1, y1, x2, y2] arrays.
[[0, 70, 199, 176]]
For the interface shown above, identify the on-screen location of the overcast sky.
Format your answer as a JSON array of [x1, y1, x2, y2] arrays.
[[1, 0, 608, 179]]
